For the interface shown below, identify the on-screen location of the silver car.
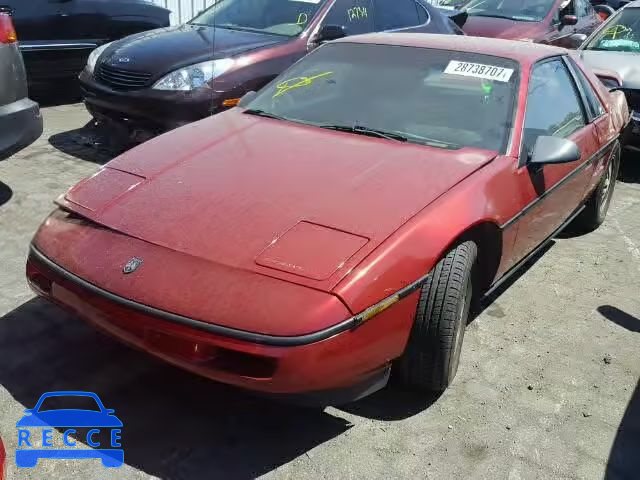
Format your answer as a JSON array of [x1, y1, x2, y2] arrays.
[[576, 0, 640, 152], [0, 8, 42, 159]]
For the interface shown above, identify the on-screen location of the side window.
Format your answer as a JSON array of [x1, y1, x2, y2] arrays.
[[559, 0, 575, 17], [322, 0, 375, 36], [569, 58, 606, 118], [373, 0, 421, 31], [523, 59, 587, 154]]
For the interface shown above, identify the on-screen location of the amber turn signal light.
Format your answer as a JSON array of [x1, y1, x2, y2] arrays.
[[222, 98, 241, 108]]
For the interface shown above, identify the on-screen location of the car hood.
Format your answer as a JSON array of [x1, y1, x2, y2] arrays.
[[102, 24, 287, 74], [61, 110, 497, 292], [579, 50, 640, 89], [463, 15, 542, 40]]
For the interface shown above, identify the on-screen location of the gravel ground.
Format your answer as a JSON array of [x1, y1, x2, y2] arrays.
[[0, 102, 639, 480]]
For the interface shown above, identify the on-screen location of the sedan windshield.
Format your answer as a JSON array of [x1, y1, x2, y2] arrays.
[[585, 8, 640, 52], [463, 0, 554, 22], [244, 43, 519, 152], [189, 0, 327, 37]]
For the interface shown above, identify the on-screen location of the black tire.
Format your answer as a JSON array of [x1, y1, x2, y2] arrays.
[[396, 241, 477, 392], [573, 142, 620, 232]]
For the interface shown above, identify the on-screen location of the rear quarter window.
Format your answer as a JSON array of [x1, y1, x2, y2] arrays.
[[568, 57, 606, 119]]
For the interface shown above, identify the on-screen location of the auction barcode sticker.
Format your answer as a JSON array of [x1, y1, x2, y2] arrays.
[[444, 61, 514, 82]]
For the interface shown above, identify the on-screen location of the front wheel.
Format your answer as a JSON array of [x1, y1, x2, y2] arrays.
[[396, 241, 477, 392]]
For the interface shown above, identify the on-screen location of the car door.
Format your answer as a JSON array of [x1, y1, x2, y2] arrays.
[[52, 0, 108, 43], [547, 0, 579, 46], [509, 57, 599, 261], [11, 0, 108, 44], [0, 0, 56, 42]]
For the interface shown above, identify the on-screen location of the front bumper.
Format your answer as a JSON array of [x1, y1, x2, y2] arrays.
[[79, 70, 221, 132], [0, 98, 43, 159], [27, 246, 417, 405]]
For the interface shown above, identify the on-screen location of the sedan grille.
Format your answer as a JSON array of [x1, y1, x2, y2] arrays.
[[95, 63, 153, 91]]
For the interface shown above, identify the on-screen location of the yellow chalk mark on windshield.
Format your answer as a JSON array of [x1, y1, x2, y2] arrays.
[[603, 25, 633, 40], [294, 13, 309, 26], [347, 6, 368, 21], [273, 71, 334, 98]]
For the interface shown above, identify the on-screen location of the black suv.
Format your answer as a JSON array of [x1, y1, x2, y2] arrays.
[[0, 0, 170, 85]]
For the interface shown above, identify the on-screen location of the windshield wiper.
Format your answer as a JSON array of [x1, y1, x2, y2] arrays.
[[391, 131, 460, 149], [243, 109, 289, 121], [318, 124, 460, 149], [215, 24, 288, 36], [317, 124, 409, 143], [470, 13, 536, 21]]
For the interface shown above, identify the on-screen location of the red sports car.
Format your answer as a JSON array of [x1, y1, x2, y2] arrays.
[[28, 34, 629, 404]]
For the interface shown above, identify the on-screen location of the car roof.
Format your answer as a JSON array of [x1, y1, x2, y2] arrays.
[[333, 34, 568, 69]]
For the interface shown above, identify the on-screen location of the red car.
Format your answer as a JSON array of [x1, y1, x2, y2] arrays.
[[0, 436, 4, 480], [28, 34, 628, 404], [462, 0, 603, 47]]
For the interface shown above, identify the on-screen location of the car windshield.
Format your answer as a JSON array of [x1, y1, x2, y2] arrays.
[[244, 43, 519, 152], [462, 0, 554, 22], [189, 0, 327, 37], [585, 8, 640, 52], [38, 396, 101, 412]]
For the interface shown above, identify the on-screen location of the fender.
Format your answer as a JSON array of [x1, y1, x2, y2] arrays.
[[333, 155, 521, 313]]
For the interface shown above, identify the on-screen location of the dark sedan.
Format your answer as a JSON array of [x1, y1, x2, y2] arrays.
[[79, 0, 464, 139], [1, 0, 169, 85]]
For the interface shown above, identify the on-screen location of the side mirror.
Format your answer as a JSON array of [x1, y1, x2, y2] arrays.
[[529, 136, 581, 166], [238, 91, 257, 108], [568, 33, 587, 48], [105, 409, 115, 414], [561, 15, 578, 26], [23, 409, 33, 414], [593, 4, 615, 20], [312, 25, 347, 44]]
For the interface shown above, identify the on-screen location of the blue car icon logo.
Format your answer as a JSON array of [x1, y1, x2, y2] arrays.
[[16, 391, 123, 468]]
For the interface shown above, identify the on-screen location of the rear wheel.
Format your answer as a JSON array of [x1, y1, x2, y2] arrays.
[[396, 241, 477, 392], [573, 142, 620, 232]]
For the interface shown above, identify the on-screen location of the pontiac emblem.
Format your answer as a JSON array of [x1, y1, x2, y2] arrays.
[[123, 257, 143, 274]]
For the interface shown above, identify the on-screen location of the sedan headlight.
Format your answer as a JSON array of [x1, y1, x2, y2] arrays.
[[152, 59, 235, 91], [86, 42, 113, 75]]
